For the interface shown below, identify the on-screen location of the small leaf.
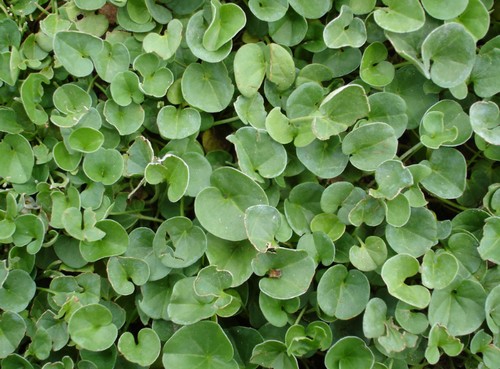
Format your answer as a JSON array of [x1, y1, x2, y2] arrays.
[[79, 219, 129, 262], [324, 5, 367, 49], [182, 61, 234, 113], [143, 18, 183, 60], [163, 320, 238, 369], [248, 0, 288, 22], [265, 43, 296, 91], [421, 0, 468, 20], [0, 269, 36, 313], [425, 324, 464, 364], [369, 160, 413, 200], [68, 304, 117, 352], [157, 105, 200, 140], [349, 236, 387, 272], [0, 312, 26, 359], [107, 256, 150, 296], [245, 205, 281, 252], [374, 0, 425, 33], [83, 148, 124, 186], [360, 42, 394, 87], [421, 250, 459, 290], [325, 336, 374, 369], [0, 134, 34, 184], [118, 328, 160, 366], [234, 43, 266, 97], [478, 216, 500, 264], [470, 101, 500, 146], [296, 136, 349, 179], [317, 264, 370, 319], [68, 127, 104, 153], [381, 254, 431, 309], [203, 0, 246, 51], [54, 31, 103, 77]]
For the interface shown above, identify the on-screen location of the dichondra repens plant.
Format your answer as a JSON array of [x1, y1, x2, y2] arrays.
[[0, 0, 499, 368]]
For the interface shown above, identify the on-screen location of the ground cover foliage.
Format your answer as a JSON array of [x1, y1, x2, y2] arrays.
[[0, 0, 499, 368]]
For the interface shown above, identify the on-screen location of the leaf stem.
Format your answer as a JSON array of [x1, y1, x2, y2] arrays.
[[212, 116, 241, 126], [429, 198, 468, 212], [86, 74, 99, 94], [33, 1, 51, 15], [294, 306, 307, 325], [393, 61, 412, 68], [133, 214, 164, 223], [37, 287, 56, 295], [179, 196, 185, 217], [399, 142, 424, 162], [94, 81, 108, 96]]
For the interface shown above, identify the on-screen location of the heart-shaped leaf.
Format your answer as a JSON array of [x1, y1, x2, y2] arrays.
[[248, 0, 288, 22], [83, 148, 124, 186], [250, 340, 298, 369], [0, 312, 26, 359], [349, 236, 387, 272], [68, 127, 104, 153], [0, 134, 34, 184], [118, 328, 160, 366], [470, 101, 500, 146], [252, 247, 316, 300], [143, 18, 183, 60], [79, 219, 129, 262], [296, 136, 349, 179], [107, 256, 150, 296], [163, 320, 238, 369], [478, 216, 500, 264], [297, 232, 335, 266], [157, 105, 200, 140], [68, 304, 117, 352], [323, 5, 366, 49], [195, 167, 268, 241], [374, 0, 425, 33], [422, 23, 476, 88], [234, 43, 267, 97], [325, 336, 374, 369], [318, 264, 370, 319], [0, 269, 36, 312], [203, 0, 246, 52], [421, 250, 459, 290], [265, 43, 296, 91], [244, 205, 281, 252], [342, 122, 398, 171], [381, 254, 431, 309], [425, 324, 464, 364], [421, 0, 468, 20], [93, 41, 130, 83], [54, 31, 103, 77], [360, 42, 394, 87]]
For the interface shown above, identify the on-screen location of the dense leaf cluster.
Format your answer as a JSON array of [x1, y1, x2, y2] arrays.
[[0, 0, 499, 368]]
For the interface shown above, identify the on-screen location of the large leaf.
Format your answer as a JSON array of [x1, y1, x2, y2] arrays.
[[54, 31, 103, 77], [0, 134, 34, 184]]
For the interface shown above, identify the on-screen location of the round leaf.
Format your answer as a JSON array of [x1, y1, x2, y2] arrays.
[[107, 256, 150, 296], [470, 101, 500, 146], [162, 320, 238, 369], [181, 61, 234, 113], [83, 148, 124, 185], [118, 328, 160, 366], [349, 236, 387, 272], [478, 216, 500, 264], [68, 127, 104, 153], [296, 136, 348, 179], [195, 167, 268, 241], [325, 336, 374, 369], [317, 264, 370, 319], [323, 5, 366, 49], [68, 304, 117, 352], [0, 312, 26, 359], [245, 205, 281, 252], [203, 0, 246, 51], [53, 31, 103, 77], [103, 100, 144, 136], [79, 220, 129, 262], [421, 0, 468, 20], [157, 105, 201, 140], [234, 43, 266, 97], [0, 269, 36, 312], [421, 250, 459, 290], [373, 0, 425, 33], [0, 134, 34, 184]]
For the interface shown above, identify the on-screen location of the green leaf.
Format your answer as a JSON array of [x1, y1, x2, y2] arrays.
[[318, 264, 370, 319], [13, 213, 45, 254], [0, 134, 34, 184], [421, 250, 459, 290], [325, 336, 374, 369], [310, 213, 346, 241], [349, 236, 387, 272], [93, 41, 130, 83], [360, 42, 394, 87], [234, 93, 267, 129], [248, 0, 288, 22], [68, 127, 104, 153], [381, 254, 431, 309], [53, 83, 92, 116], [194, 266, 233, 297], [385, 207, 438, 257], [342, 122, 398, 171], [143, 19, 183, 60], [163, 320, 238, 369], [421, 0, 468, 20], [20, 73, 50, 125], [79, 220, 129, 262], [296, 136, 349, 179], [470, 101, 500, 146], [153, 216, 207, 268], [259, 293, 300, 327], [203, 0, 246, 52], [485, 285, 500, 334], [157, 105, 200, 140], [265, 43, 296, 91], [288, 0, 332, 19], [83, 148, 124, 186], [252, 247, 316, 300], [425, 324, 464, 364], [107, 256, 150, 296], [195, 167, 268, 241], [250, 340, 298, 369], [284, 182, 323, 236], [370, 160, 413, 200], [478, 216, 500, 264], [110, 71, 143, 107], [297, 232, 335, 266], [206, 234, 258, 287], [455, 0, 489, 41], [421, 23, 476, 88], [244, 205, 281, 252], [118, 328, 160, 366], [269, 8, 308, 47], [181, 61, 234, 113], [227, 127, 287, 182], [374, 0, 425, 33], [428, 279, 486, 336], [0, 312, 26, 359], [420, 147, 467, 199], [316, 84, 369, 139], [324, 5, 367, 49], [0, 269, 36, 312], [145, 155, 189, 202], [363, 298, 387, 338], [185, 11, 232, 63], [68, 304, 118, 352], [53, 31, 103, 77], [234, 43, 267, 97]]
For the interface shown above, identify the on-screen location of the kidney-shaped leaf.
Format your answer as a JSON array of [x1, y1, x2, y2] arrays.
[[245, 205, 281, 252], [0, 312, 26, 359], [203, 0, 246, 52], [182, 61, 234, 113], [252, 248, 315, 300], [374, 0, 425, 33], [349, 236, 387, 272], [421, 0, 468, 20], [157, 105, 200, 140], [323, 5, 366, 49], [422, 23, 476, 88], [470, 101, 500, 146], [325, 336, 374, 369], [143, 18, 183, 60], [0, 269, 36, 313], [342, 122, 398, 171], [382, 254, 431, 309], [318, 264, 370, 319], [54, 31, 103, 77], [79, 220, 129, 262], [153, 216, 207, 268], [163, 320, 238, 369], [118, 328, 161, 366], [107, 256, 150, 296], [0, 134, 34, 184], [421, 249, 459, 290], [144, 154, 189, 202], [68, 304, 117, 352], [195, 167, 268, 241]]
